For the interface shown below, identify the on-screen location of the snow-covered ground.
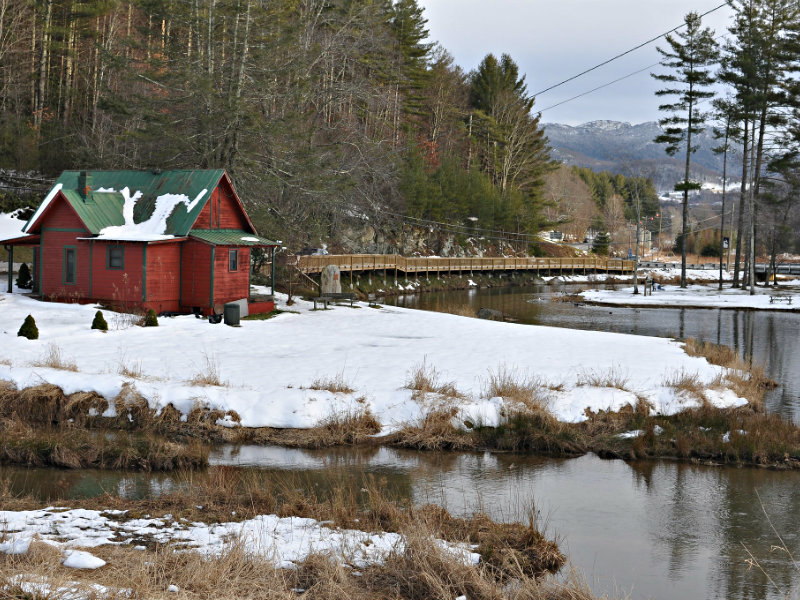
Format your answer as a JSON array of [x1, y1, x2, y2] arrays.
[[0, 290, 747, 429], [581, 283, 798, 310], [0, 507, 477, 570]]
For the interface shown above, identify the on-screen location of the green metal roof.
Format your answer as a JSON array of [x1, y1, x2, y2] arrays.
[[29, 170, 226, 236], [189, 229, 277, 246]]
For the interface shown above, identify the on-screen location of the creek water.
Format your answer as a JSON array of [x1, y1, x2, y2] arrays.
[[3, 284, 800, 599], [3, 445, 799, 600]]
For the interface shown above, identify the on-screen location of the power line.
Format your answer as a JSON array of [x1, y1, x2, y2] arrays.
[[533, 2, 728, 97], [539, 63, 660, 113]]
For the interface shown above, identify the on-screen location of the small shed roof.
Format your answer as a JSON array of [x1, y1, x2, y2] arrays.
[[189, 229, 277, 246], [25, 170, 227, 238]]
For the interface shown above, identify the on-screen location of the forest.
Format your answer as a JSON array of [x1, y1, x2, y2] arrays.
[[0, 0, 556, 252], [0, 0, 798, 265]]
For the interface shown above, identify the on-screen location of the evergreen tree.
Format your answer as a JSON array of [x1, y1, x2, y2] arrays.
[[721, 0, 800, 293], [91, 310, 108, 331], [15, 263, 31, 289], [468, 53, 553, 234], [592, 232, 611, 256], [143, 309, 158, 327], [652, 12, 719, 288], [17, 314, 38, 339]]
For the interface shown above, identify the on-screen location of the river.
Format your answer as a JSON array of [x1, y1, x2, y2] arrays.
[[3, 284, 799, 599]]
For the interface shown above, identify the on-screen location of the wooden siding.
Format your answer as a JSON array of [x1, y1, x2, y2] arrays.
[[213, 246, 250, 305], [89, 241, 145, 306], [192, 179, 250, 231], [193, 195, 212, 229], [180, 238, 213, 309], [145, 243, 181, 313], [39, 195, 91, 299]]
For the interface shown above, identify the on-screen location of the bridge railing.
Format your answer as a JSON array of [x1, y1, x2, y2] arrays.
[[296, 254, 635, 275]]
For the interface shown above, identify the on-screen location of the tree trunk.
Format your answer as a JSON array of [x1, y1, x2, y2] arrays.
[[34, 0, 53, 132], [732, 119, 749, 288]]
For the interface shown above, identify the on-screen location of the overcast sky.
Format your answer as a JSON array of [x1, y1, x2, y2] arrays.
[[416, 0, 734, 126]]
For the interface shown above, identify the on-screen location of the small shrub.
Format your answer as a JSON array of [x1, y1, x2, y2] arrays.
[[15, 262, 32, 289], [17, 314, 38, 340], [91, 310, 108, 331], [143, 308, 158, 327]]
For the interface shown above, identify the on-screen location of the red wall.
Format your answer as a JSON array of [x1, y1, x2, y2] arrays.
[[88, 241, 144, 307], [180, 238, 213, 309], [213, 246, 251, 306], [145, 243, 181, 313], [192, 180, 250, 231], [39, 196, 91, 300]]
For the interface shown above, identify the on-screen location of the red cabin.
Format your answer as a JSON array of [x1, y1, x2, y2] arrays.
[[3, 170, 277, 316]]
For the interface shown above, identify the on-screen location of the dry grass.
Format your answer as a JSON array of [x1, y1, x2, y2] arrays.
[[390, 406, 475, 451], [576, 365, 630, 390], [117, 351, 144, 379], [663, 369, 706, 404], [309, 370, 355, 394], [405, 361, 462, 399], [0, 423, 208, 470], [31, 343, 78, 372], [187, 351, 228, 387], [683, 338, 777, 412], [484, 367, 554, 414], [0, 473, 585, 600]]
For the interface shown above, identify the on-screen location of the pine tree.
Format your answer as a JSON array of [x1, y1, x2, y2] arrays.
[[592, 232, 611, 256], [17, 314, 38, 339], [651, 12, 719, 288], [143, 309, 158, 327], [15, 263, 31, 289], [91, 310, 108, 331]]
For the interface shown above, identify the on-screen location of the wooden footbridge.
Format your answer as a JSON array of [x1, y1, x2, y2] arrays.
[[296, 254, 635, 279]]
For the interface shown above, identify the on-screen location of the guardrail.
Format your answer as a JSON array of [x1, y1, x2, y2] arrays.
[[295, 254, 635, 275]]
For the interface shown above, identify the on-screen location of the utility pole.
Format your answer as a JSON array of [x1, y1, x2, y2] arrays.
[[633, 191, 641, 295]]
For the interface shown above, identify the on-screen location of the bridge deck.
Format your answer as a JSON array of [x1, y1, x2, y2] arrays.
[[296, 254, 635, 275]]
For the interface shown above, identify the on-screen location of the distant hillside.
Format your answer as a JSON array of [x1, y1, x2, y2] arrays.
[[543, 120, 734, 191]]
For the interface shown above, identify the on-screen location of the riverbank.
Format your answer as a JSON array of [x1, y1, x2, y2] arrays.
[[580, 283, 800, 311], [0, 469, 597, 600], [2, 288, 797, 469]]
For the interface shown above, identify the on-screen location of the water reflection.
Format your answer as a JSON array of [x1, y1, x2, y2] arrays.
[[3, 447, 799, 600]]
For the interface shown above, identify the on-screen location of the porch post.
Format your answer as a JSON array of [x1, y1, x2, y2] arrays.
[[271, 246, 276, 296], [5, 245, 12, 293]]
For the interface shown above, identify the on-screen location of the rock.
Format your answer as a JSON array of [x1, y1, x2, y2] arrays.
[[321, 265, 342, 294], [477, 307, 503, 321]]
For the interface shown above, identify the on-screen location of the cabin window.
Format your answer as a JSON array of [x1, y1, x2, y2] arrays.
[[63, 247, 76, 284], [228, 249, 239, 271], [107, 245, 124, 270]]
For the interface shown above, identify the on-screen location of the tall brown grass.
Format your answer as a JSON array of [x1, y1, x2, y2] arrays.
[[0, 472, 581, 600], [31, 343, 78, 372]]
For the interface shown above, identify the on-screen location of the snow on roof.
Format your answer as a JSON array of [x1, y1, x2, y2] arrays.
[[0, 211, 29, 242], [22, 183, 62, 233], [94, 187, 207, 241]]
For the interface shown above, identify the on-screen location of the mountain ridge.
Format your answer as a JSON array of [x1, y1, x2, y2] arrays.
[[542, 120, 731, 191]]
